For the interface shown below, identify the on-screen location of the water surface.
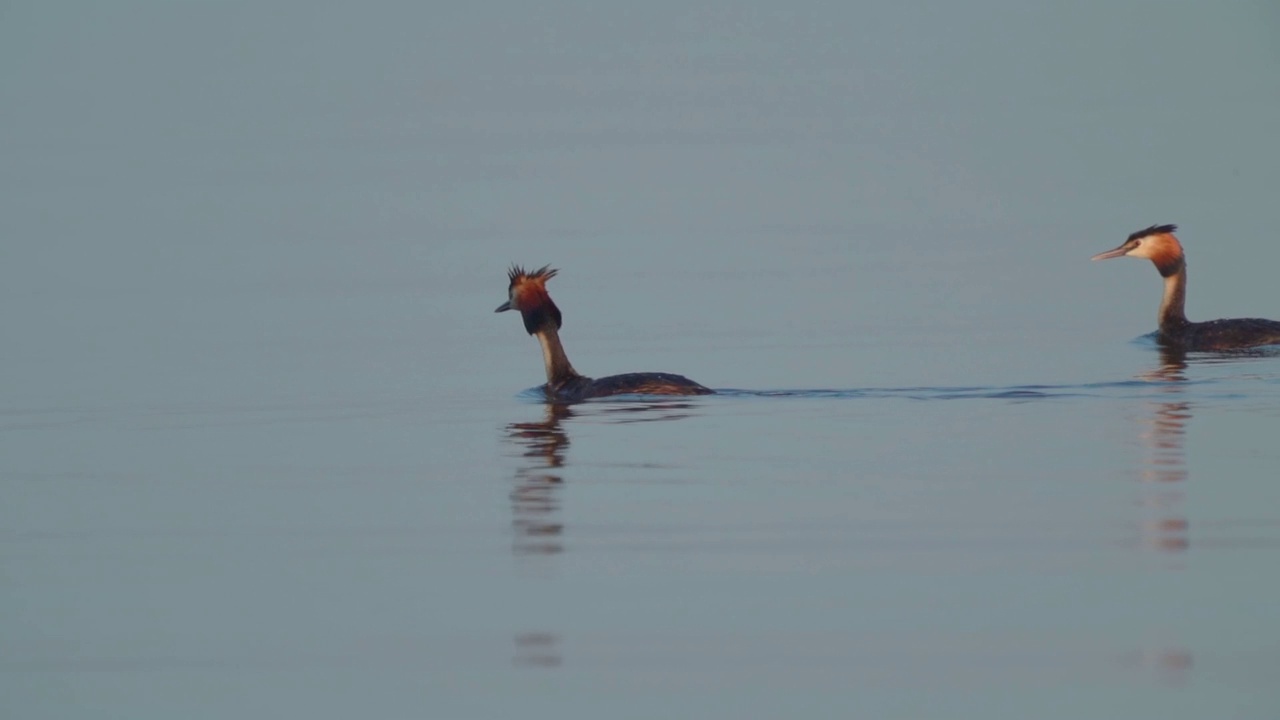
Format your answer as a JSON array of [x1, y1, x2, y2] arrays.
[[4, 2, 1280, 718]]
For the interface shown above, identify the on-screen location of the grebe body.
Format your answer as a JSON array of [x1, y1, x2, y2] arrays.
[[1092, 224, 1280, 351], [495, 265, 713, 402]]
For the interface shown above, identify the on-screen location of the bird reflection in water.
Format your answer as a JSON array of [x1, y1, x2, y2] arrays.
[[503, 400, 703, 556], [1132, 346, 1192, 556], [1119, 644, 1195, 688], [505, 403, 574, 558], [502, 399, 702, 670], [504, 404, 573, 669], [1112, 347, 1197, 685], [512, 632, 562, 668]]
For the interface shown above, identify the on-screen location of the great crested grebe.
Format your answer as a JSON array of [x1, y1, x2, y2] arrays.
[[1092, 224, 1280, 350], [495, 265, 714, 401]]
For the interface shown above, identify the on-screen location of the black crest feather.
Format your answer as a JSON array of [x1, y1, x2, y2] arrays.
[[508, 264, 558, 290], [1127, 224, 1178, 242]]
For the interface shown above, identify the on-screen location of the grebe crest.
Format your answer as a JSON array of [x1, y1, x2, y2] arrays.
[[495, 265, 713, 402], [1093, 224, 1280, 350]]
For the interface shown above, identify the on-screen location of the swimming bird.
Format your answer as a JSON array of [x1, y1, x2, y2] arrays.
[[495, 265, 714, 401], [1092, 224, 1280, 350]]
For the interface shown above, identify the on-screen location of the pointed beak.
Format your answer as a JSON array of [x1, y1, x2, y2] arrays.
[[1091, 245, 1130, 261], [495, 300, 512, 313]]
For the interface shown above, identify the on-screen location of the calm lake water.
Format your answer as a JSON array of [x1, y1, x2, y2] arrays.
[[4, 3, 1280, 719]]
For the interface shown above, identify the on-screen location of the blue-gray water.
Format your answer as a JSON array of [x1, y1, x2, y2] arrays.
[[4, 2, 1280, 718]]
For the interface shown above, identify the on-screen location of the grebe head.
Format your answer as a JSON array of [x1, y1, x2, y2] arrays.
[[1092, 224, 1185, 277], [495, 264, 563, 334]]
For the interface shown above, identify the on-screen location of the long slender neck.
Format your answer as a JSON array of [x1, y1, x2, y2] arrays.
[[1158, 263, 1188, 331], [533, 324, 582, 386]]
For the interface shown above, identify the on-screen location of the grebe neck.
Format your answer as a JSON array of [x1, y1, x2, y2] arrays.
[[1158, 261, 1189, 333], [533, 324, 583, 386]]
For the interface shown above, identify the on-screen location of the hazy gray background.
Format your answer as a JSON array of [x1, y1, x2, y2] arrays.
[[5, 1, 1280, 402], [3, 2, 1280, 718]]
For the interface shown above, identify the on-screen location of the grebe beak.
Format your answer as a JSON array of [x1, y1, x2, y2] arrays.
[[1091, 244, 1130, 261], [495, 300, 512, 313]]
